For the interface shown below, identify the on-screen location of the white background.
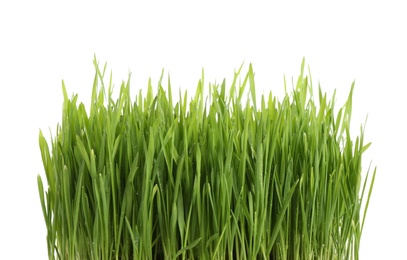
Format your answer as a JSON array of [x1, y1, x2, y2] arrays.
[[1, 1, 405, 259]]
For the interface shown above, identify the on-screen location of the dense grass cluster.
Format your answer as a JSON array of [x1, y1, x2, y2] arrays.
[[38, 59, 375, 259]]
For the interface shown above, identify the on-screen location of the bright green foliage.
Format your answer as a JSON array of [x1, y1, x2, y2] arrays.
[[38, 58, 375, 259]]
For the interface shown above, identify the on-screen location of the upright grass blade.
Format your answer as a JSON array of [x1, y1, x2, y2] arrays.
[[38, 58, 375, 259]]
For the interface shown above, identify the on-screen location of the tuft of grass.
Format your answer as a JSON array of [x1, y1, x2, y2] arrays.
[[38, 57, 375, 259]]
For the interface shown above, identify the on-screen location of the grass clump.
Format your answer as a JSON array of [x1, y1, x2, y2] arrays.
[[38, 58, 375, 259]]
